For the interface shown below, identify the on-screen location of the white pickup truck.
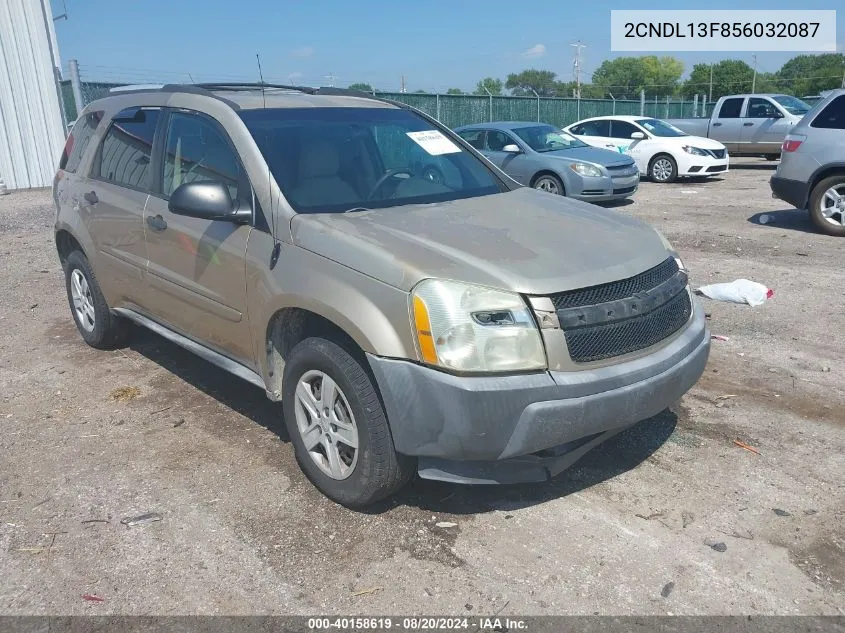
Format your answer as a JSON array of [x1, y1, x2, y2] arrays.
[[667, 94, 812, 159]]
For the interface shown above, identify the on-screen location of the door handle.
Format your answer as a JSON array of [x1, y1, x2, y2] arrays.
[[743, 122, 754, 126], [146, 214, 168, 232], [83, 191, 99, 205], [712, 122, 722, 127]]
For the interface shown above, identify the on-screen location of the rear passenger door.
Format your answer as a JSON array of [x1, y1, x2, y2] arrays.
[[710, 98, 744, 152], [143, 109, 255, 365], [87, 107, 160, 306]]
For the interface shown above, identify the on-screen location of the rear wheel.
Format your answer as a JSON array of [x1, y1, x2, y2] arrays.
[[282, 337, 414, 508], [532, 173, 564, 195], [765, 154, 780, 162], [64, 250, 129, 349], [649, 154, 677, 183], [809, 175, 845, 237]]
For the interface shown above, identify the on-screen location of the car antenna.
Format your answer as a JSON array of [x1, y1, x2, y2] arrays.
[[256, 53, 281, 269]]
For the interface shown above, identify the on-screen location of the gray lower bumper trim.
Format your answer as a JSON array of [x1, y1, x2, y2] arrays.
[[368, 305, 709, 462]]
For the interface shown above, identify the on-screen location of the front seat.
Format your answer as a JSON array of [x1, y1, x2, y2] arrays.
[[290, 140, 358, 207]]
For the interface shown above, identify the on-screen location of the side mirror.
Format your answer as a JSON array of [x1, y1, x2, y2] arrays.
[[502, 144, 521, 153], [772, 110, 784, 119], [168, 181, 249, 222], [630, 132, 646, 140]]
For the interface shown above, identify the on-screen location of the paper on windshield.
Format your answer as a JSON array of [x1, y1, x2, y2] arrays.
[[406, 130, 461, 155]]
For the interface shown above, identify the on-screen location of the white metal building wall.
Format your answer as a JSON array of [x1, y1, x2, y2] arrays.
[[0, 0, 66, 190]]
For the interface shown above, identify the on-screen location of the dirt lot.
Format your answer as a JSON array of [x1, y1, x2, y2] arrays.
[[1, 158, 843, 616]]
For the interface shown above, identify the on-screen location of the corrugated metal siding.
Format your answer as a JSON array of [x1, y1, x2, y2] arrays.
[[0, 0, 66, 189]]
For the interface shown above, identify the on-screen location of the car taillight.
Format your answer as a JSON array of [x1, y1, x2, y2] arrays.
[[782, 135, 805, 152]]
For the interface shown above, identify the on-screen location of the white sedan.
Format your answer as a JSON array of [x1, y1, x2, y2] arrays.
[[563, 116, 729, 183]]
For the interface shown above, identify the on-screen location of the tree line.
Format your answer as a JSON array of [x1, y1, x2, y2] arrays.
[[348, 54, 844, 101]]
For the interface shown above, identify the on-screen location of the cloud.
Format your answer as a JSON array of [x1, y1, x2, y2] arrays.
[[290, 46, 315, 58], [521, 44, 546, 59]]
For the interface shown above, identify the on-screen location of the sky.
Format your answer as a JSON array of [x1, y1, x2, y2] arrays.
[[49, 0, 844, 92]]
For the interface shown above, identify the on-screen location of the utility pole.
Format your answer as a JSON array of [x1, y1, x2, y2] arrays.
[[571, 41, 586, 99], [530, 88, 540, 121], [709, 64, 713, 103], [751, 54, 757, 94], [400, 75, 406, 93], [324, 72, 336, 87], [841, 68, 845, 88]]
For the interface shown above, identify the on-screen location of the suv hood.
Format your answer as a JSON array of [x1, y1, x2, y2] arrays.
[[290, 187, 670, 295]]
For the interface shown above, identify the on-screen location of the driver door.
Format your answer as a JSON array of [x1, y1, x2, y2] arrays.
[[481, 130, 532, 184], [742, 97, 790, 155], [143, 109, 255, 365]]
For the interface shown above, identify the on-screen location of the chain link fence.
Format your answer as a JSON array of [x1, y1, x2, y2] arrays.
[[65, 79, 780, 129]]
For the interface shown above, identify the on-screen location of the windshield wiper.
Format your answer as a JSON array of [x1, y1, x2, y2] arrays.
[[343, 206, 371, 213]]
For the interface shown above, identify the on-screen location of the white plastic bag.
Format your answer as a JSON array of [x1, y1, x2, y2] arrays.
[[696, 279, 773, 307]]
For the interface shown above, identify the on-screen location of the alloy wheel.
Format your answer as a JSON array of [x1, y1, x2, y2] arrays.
[[293, 370, 359, 480]]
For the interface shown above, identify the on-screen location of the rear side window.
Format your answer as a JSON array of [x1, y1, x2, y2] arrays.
[[457, 129, 485, 149], [59, 111, 104, 173], [811, 95, 845, 130], [571, 120, 610, 136], [97, 107, 160, 190], [717, 98, 743, 119]]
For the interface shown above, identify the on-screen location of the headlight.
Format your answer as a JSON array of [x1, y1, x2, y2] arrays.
[[411, 279, 546, 372], [569, 162, 603, 177], [682, 145, 709, 156]]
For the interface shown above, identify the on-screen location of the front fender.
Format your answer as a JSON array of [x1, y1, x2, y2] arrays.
[[245, 232, 417, 387]]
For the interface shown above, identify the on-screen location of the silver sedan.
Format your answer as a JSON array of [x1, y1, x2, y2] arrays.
[[454, 121, 639, 202]]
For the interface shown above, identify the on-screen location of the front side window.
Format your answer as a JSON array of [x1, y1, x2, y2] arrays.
[[239, 107, 504, 213], [718, 98, 743, 119], [608, 120, 640, 140], [97, 107, 160, 189], [635, 118, 687, 137], [747, 98, 780, 119], [772, 95, 811, 116], [161, 111, 241, 201], [513, 125, 587, 151], [485, 130, 517, 152], [60, 110, 104, 173], [811, 95, 845, 130]]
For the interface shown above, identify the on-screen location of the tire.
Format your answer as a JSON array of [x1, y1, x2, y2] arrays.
[[532, 173, 564, 196], [64, 250, 130, 349], [282, 337, 414, 508], [765, 154, 780, 162], [808, 175, 845, 237], [649, 154, 677, 183]]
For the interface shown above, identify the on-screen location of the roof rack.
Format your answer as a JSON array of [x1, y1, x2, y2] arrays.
[[195, 82, 318, 94]]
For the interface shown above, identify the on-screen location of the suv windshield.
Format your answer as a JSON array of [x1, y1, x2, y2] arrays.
[[772, 95, 811, 116], [635, 118, 687, 137], [512, 125, 587, 152], [239, 107, 505, 213]]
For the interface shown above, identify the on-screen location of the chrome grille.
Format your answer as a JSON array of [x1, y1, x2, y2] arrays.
[[708, 149, 726, 159]]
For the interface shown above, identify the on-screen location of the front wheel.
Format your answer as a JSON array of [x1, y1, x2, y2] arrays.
[[808, 175, 845, 237], [282, 337, 414, 508], [532, 173, 564, 196], [649, 154, 677, 183]]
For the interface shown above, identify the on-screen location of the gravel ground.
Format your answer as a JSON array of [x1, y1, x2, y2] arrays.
[[0, 158, 843, 616]]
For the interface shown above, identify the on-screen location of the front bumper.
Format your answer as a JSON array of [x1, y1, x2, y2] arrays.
[[570, 172, 640, 202], [679, 158, 729, 177], [367, 306, 709, 483], [770, 175, 809, 209]]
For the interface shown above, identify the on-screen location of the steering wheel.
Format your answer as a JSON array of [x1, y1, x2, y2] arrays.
[[367, 168, 413, 200], [422, 165, 444, 184]]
